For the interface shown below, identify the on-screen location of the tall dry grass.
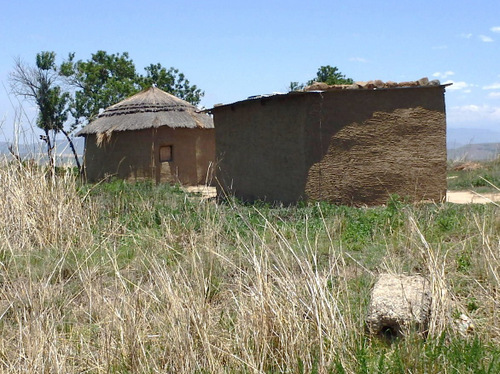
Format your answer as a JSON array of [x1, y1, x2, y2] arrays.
[[0, 158, 499, 373]]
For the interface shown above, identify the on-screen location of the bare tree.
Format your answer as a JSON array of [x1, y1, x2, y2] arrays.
[[10, 52, 80, 171]]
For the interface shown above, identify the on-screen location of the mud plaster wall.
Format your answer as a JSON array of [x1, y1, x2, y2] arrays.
[[153, 128, 215, 185], [214, 86, 447, 205], [83, 128, 215, 185], [215, 94, 316, 203], [305, 88, 447, 205]]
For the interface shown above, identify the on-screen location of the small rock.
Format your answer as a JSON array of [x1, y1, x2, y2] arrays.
[[454, 313, 474, 335], [365, 80, 376, 89], [418, 77, 430, 86]]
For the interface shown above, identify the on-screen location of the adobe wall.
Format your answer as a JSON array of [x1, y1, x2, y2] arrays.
[[84, 129, 154, 182], [153, 127, 215, 185], [83, 128, 215, 185], [214, 94, 316, 203], [213, 86, 447, 205]]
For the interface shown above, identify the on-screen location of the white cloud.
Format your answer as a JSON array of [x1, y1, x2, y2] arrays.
[[491, 26, 500, 33], [479, 35, 494, 42], [432, 45, 448, 50], [488, 92, 500, 98], [483, 83, 500, 90], [443, 80, 471, 90], [433, 71, 454, 79], [461, 104, 480, 112], [460, 33, 473, 39], [349, 57, 367, 63], [448, 104, 500, 124]]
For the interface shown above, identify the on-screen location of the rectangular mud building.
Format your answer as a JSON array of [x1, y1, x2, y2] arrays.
[[210, 81, 449, 205]]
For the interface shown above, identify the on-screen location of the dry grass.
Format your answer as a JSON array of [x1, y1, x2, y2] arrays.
[[0, 159, 499, 373]]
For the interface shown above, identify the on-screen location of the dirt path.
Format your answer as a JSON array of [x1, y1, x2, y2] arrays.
[[446, 191, 500, 205]]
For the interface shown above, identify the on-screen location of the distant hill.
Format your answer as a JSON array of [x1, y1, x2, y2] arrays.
[[447, 128, 500, 149], [0, 138, 84, 166], [0, 142, 9, 154], [1, 138, 83, 154], [448, 143, 500, 161]]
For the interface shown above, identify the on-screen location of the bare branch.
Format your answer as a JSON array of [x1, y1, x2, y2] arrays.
[[9, 57, 39, 99]]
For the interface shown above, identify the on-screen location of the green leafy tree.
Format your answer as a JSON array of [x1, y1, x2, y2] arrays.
[[61, 51, 139, 128], [140, 63, 203, 105], [289, 65, 354, 91], [308, 65, 353, 85], [10, 52, 80, 170]]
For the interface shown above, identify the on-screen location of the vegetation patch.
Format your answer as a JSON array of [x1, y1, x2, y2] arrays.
[[448, 157, 500, 192], [0, 160, 499, 373]]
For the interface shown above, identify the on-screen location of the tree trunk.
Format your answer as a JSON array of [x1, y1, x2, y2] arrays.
[[60, 128, 81, 172], [42, 129, 55, 172]]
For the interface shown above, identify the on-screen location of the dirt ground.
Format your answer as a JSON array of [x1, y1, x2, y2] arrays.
[[184, 185, 217, 199], [184, 186, 500, 205], [446, 190, 500, 205]]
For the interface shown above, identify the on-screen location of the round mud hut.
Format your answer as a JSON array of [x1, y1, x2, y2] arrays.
[[77, 86, 215, 185]]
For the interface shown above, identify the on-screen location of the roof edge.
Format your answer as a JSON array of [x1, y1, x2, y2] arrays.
[[205, 82, 450, 113]]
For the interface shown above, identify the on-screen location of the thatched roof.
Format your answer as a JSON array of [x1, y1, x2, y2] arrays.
[[77, 86, 213, 136]]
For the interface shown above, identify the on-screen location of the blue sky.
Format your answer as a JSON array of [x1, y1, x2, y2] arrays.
[[1, 0, 499, 142]]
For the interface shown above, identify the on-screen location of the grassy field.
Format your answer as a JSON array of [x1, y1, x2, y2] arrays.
[[0, 159, 499, 373]]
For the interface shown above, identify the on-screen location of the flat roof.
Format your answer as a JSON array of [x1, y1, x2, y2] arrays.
[[206, 79, 452, 113]]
